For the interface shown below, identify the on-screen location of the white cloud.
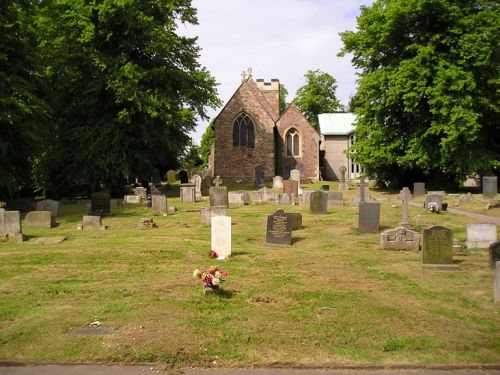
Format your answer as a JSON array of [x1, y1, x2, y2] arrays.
[[181, 0, 374, 144]]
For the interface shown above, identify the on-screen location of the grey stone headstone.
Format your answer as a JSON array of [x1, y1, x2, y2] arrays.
[[179, 170, 189, 184], [380, 227, 420, 251], [124, 195, 141, 204], [425, 194, 442, 211], [210, 187, 229, 208], [266, 209, 292, 246], [82, 215, 105, 230], [90, 193, 110, 215], [286, 212, 302, 231], [273, 176, 283, 190], [310, 191, 328, 215], [338, 166, 348, 190], [327, 191, 343, 207], [167, 170, 176, 184], [299, 190, 315, 206], [36, 199, 59, 219], [251, 191, 264, 205], [254, 165, 265, 188], [422, 226, 453, 264], [466, 223, 497, 249], [110, 199, 123, 209], [259, 187, 275, 202], [483, 176, 498, 197], [413, 182, 426, 197], [358, 202, 380, 233], [296, 163, 305, 178], [400, 187, 411, 229], [283, 180, 298, 197], [192, 174, 202, 199], [228, 192, 245, 207], [201, 176, 213, 196], [151, 195, 168, 214], [211, 215, 231, 259], [200, 207, 227, 227], [24, 211, 54, 229], [133, 187, 147, 198], [489, 241, 500, 269], [180, 183, 196, 203], [290, 169, 301, 184], [0, 209, 22, 236], [277, 193, 292, 205]]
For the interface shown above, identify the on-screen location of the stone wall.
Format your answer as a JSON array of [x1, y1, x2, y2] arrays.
[[323, 135, 349, 181]]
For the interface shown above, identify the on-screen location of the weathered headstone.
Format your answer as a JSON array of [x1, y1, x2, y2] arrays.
[[151, 195, 168, 214], [381, 227, 420, 251], [327, 192, 343, 207], [277, 193, 292, 205], [266, 209, 292, 246], [180, 183, 196, 203], [228, 192, 245, 207], [495, 261, 500, 304], [483, 176, 498, 197], [273, 176, 283, 190], [110, 199, 123, 209], [299, 190, 314, 206], [358, 177, 369, 203], [209, 176, 229, 208], [124, 195, 141, 204], [211, 215, 231, 259], [254, 165, 265, 189], [90, 193, 110, 215], [251, 191, 264, 205], [290, 169, 301, 186], [283, 180, 298, 198], [81, 215, 105, 230], [425, 194, 443, 211], [489, 241, 500, 269], [358, 202, 380, 233], [201, 176, 213, 196], [167, 170, 176, 184], [36, 199, 59, 219], [259, 187, 275, 202], [179, 170, 189, 184], [296, 163, 305, 178], [400, 187, 411, 229], [338, 166, 348, 190], [413, 182, 426, 197], [192, 174, 202, 200], [286, 212, 302, 231], [457, 193, 473, 205], [310, 191, 328, 215], [0, 209, 23, 242], [422, 226, 454, 265], [133, 187, 147, 199], [466, 223, 497, 249], [236, 190, 250, 204], [200, 207, 227, 227], [24, 211, 54, 229]]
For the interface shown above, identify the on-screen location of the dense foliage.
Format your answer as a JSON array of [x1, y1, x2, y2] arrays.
[[279, 83, 288, 115], [199, 120, 215, 168], [340, 0, 499, 186], [0, 0, 219, 198], [293, 69, 342, 130]]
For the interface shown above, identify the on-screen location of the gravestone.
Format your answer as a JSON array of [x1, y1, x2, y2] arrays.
[[413, 182, 426, 197], [310, 191, 328, 215], [273, 176, 283, 190], [357, 177, 369, 203], [124, 195, 141, 204], [133, 187, 147, 199], [466, 223, 497, 248], [211, 215, 231, 259], [266, 209, 292, 246], [259, 187, 275, 202], [151, 195, 168, 214], [167, 170, 176, 184], [137, 218, 157, 230], [179, 170, 189, 184], [286, 212, 302, 231], [283, 180, 298, 198], [180, 183, 196, 203], [299, 190, 315, 206], [422, 226, 453, 265], [254, 165, 265, 189], [201, 176, 213, 196], [425, 194, 442, 211], [0, 209, 23, 242], [489, 241, 500, 269], [358, 202, 380, 233], [81, 215, 105, 230], [457, 193, 473, 205], [236, 190, 250, 204], [209, 176, 229, 208], [381, 227, 420, 251], [36, 199, 59, 219], [495, 262, 500, 304], [400, 187, 411, 229], [192, 174, 202, 199], [228, 192, 245, 207], [24, 211, 54, 229], [327, 192, 343, 207], [338, 166, 348, 190], [200, 207, 227, 227], [277, 193, 292, 205], [290, 169, 301, 186], [483, 176, 498, 197], [110, 199, 123, 209], [90, 193, 110, 215], [251, 191, 264, 205], [296, 163, 305, 178]]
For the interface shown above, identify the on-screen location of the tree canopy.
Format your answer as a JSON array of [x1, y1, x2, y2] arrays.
[[340, 0, 499, 186], [293, 69, 341, 130], [199, 119, 215, 168]]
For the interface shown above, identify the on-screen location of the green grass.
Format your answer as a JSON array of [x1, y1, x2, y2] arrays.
[[0, 185, 499, 366]]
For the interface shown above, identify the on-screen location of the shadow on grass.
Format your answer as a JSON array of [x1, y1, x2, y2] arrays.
[[232, 251, 250, 257], [292, 236, 306, 244]]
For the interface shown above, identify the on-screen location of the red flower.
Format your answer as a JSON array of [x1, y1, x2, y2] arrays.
[[210, 250, 218, 258]]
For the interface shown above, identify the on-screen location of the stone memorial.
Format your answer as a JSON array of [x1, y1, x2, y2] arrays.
[[422, 226, 454, 265], [209, 176, 229, 208], [413, 182, 426, 197], [90, 192, 110, 215], [483, 176, 498, 197], [266, 209, 292, 246], [327, 192, 343, 207], [259, 187, 275, 202], [277, 193, 292, 205], [495, 262, 500, 304], [36, 199, 59, 219], [299, 190, 314, 206], [338, 166, 349, 190], [251, 191, 264, 205], [0, 209, 23, 242], [110, 199, 123, 209], [310, 191, 328, 215], [211, 215, 231, 259], [228, 192, 245, 207], [286, 212, 302, 231], [296, 163, 305, 178], [290, 169, 301, 187], [192, 174, 202, 200], [81, 215, 105, 230], [179, 170, 189, 184], [24, 211, 54, 229], [489, 241, 500, 269], [466, 223, 497, 249], [400, 187, 411, 229], [381, 227, 420, 251], [357, 177, 369, 203], [133, 187, 147, 199], [167, 170, 176, 184], [200, 207, 227, 227], [283, 179, 298, 198], [124, 195, 141, 204], [180, 183, 195, 203], [273, 176, 283, 190], [151, 195, 168, 214], [254, 165, 265, 189], [236, 190, 250, 204], [201, 176, 213, 196], [358, 202, 381, 233], [425, 194, 442, 211]]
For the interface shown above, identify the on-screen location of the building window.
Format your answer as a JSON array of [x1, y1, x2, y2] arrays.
[[286, 128, 300, 156], [232, 113, 255, 148], [348, 134, 361, 178]]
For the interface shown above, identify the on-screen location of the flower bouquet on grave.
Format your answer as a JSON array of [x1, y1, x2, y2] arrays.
[[193, 265, 228, 294]]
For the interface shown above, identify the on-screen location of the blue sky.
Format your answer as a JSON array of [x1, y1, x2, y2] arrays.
[[182, 0, 374, 144]]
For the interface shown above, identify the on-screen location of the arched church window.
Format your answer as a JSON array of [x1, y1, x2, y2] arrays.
[[286, 128, 300, 156], [232, 113, 255, 148]]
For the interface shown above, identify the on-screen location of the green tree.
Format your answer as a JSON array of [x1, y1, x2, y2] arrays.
[[293, 69, 341, 129], [279, 83, 288, 114], [340, 0, 499, 185], [199, 120, 215, 168], [35, 0, 220, 196]]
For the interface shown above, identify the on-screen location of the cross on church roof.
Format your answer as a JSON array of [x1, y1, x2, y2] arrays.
[[241, 70, 247, 82]]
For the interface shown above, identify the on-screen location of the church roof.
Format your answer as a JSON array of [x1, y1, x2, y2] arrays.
[[318, 113, 356, 135]]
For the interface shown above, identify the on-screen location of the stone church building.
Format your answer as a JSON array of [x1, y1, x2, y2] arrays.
[[209, 74, 320, 183]]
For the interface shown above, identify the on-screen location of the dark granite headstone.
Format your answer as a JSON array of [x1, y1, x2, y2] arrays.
[[358, 202, 380, 233], [90, 193, 110, 215], [422, 226, 453, 264], [490, 241, 500, 269], [266, 209, 292, 246], [201, 176, 213, 196], [310, 191, 328, 215], [179, 170, 189, 184], [254, 165, 265, 188], [286, 212, 302, 231]]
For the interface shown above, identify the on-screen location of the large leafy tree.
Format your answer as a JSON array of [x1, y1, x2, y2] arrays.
[[36, 0, 219, 196], [340, 0, 499, 185], [199, 119, 215, 168], [293, 69, 341, 130]]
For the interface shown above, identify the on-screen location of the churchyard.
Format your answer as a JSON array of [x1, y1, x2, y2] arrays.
[[0, 178, 499, 367]]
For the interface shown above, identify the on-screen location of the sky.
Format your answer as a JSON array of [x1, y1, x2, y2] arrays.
[[182, 0, 374, 144]]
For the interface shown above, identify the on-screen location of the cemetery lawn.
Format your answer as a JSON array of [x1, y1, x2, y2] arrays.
[[1, 184, 499, 367]]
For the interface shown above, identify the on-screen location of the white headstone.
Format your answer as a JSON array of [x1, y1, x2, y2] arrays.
[[124, 195, 141, 204], [290, 169, 301, 188], [466, 223, 497, 249], [273, 176, 283, 190], [211, 216, 231, 259], [192, 174, 202, 199]]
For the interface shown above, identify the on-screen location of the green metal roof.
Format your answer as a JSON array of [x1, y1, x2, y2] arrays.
[[318, 113, 356, 135]]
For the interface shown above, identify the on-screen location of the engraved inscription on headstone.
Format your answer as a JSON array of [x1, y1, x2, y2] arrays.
[[90, 193, 110, 215], [266, 209, 292, 246], [422, 226, 453, 264]]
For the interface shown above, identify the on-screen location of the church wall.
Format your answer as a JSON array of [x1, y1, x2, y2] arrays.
[[213, 81, 276, 183]]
